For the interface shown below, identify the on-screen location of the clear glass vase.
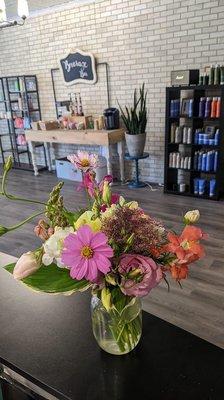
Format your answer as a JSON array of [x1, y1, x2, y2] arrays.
[[91, 295, 142, 355]]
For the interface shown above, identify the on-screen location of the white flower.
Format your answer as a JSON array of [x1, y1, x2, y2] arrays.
[[184, 210, 200, 224], [42, 226, 74, 267]]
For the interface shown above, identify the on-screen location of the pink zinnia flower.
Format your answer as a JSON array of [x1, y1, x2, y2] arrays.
[[61, 225, 114, 282], [118, 254, 163, 297], [67, 151, 99, 172]]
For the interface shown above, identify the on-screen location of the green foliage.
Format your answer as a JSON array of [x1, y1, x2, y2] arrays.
[[119, 83, 147, 135], [63, 209, 86, 226], [5, 262, 90, 294]]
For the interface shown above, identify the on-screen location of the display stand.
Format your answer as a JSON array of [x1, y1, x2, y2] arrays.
[[0, 75, 47, 172], [164, 85, 224, 200], [125, 152, 149, 188]]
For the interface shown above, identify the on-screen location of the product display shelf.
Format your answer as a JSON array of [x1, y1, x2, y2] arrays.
[[0, 75, 47, 172], [164, 85, 224, 200]]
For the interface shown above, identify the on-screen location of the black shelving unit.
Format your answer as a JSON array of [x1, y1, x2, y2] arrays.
[[0, 75, 47, 172], [164, 85, 224, 200]]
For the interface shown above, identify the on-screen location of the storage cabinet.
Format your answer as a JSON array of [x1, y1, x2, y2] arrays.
[[164, 85, 224, 200], [0, 75, 47, 172]]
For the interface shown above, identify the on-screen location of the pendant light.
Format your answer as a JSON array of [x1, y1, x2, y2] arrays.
[[0, 0, 29, 29], [0, 0, 7, 22], [17, 0, 29, 19]]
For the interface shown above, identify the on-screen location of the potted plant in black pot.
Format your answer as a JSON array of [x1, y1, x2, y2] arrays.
[[119, 84, 147, 157]]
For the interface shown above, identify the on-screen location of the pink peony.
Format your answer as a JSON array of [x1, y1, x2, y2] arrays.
[[118, 254, 163, 297], [61, 225, 114, 282]]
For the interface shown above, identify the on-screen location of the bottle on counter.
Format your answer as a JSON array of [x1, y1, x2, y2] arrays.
[[211, 97, 217, 118], [74, 93, 78, 116], [214, 129, 220, 145], [216, 97, 221, 118], [176, 153, 180, 168], [188, 156, 191, 170], [183, 126, 188, 144], [220, 65, 224, 85], [214, 64, 220, 85], [209, 65, 215, 85], [198, 97, 206, 118], [187, 127, 192, 144], [205, 97, 212, 118], [214, 151, 218, 171], [188, 99, 194, 117], [170, 123, 176, 143], [78, 94, 84, 116], [175, 126, 182, 143], [199, 75, 203, 85]]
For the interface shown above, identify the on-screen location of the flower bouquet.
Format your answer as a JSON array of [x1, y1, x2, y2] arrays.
[[1, 154, 206, 355]]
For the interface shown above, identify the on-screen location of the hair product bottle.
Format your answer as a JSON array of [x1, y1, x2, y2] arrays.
[[216, 97, 221, 118], [209, 65, 215, 85], [211, 97, 217, 118]]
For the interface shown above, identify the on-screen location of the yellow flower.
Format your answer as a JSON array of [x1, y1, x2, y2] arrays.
[[119, 196, 139, 209], [126, 201, 139, 209], [184, 210, 200, 224], [75, 211, 101, 232]]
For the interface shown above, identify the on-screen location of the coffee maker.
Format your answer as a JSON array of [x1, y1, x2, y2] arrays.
[[103, 108, 120, 130]]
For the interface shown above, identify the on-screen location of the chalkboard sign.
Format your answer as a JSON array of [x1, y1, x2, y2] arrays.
[[59, 49, 97, 86]]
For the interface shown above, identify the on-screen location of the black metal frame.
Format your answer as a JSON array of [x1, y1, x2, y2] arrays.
[[51, 61, 111, 118], [0, 75, 47, 172], [164, 84, 224, 200]]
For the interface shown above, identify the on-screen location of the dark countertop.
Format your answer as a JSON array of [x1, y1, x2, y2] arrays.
[[0, 267, 223, 400]]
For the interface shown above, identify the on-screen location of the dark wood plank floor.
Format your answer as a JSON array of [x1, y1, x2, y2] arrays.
[[0, 169, 224, 348]]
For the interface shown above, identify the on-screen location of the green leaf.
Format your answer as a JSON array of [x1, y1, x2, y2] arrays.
[[120, 298, 141, 323], [4, 263, 90, 294], [111, 287, 130, 314], [63, 209, 86, 226]]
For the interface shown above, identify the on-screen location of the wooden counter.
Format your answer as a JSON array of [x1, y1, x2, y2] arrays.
[[25, 128, 125, 179]]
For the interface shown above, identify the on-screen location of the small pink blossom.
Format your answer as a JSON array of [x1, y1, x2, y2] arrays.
[[118, 254, 162, 297], [67, 151, 99, 172], [77, 171, 97, 197], [61, 225, 114, 282]]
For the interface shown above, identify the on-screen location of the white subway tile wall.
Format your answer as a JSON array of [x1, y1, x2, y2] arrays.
[[0, 0, 223, 183]]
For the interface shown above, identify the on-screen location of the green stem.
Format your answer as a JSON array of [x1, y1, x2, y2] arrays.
[[7, 210, 44, 233], [1, 169, 47, 206]]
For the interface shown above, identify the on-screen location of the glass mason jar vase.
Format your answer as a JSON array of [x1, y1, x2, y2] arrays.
[[91, 295, 142, 355]]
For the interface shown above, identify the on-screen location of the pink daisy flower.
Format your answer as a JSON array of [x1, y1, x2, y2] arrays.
[[67, 151, 99, 172], [61, 225, 114, 282]]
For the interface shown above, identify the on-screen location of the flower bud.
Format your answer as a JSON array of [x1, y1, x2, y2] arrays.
[[119, 196, 126, 206], [101, 287, 112, 312], [105, 273, 117, 286], [13, 251, 40, 280], [184, 210, 200, 224], [4, 156, 13, 173], [0, 225, 8, 236], [102, 181, 111, 205], [128, 268, 142, 279]]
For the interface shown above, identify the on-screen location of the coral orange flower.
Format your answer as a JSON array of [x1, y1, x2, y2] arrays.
[[170, 264, 188, 280], [166, 225, 206, 266]]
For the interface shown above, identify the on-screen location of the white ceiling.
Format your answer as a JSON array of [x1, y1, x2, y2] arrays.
[[5, 0, 77, 17]]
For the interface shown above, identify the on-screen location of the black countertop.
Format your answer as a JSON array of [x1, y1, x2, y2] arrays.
[[0, 267, 223, 400]]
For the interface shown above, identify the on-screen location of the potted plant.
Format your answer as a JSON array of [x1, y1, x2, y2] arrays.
[[119, 84, 147, 157]]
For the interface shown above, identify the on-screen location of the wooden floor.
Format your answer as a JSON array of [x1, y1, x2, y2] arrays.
[[0, 168, 224, 349]]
